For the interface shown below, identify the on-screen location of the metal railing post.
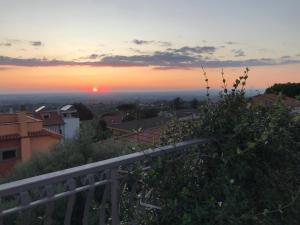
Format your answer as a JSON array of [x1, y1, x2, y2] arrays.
[[110, 168, 120, 225]]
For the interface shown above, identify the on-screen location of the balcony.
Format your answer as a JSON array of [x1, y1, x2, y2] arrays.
[[0, 139, 208, 225]]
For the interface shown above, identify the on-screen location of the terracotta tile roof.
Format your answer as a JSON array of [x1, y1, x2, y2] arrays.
[[250, 94, 300, 107], [102, 115, 123, 126], [103, 127, 162, 145], [122, 127, 162, 145], [33, 112, 64, 126], [108, 117, 170, 132], [0, 129, 62, 141], [29, 129, 62, 139]]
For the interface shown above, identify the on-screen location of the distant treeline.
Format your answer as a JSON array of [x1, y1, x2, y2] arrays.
[[265, 82, 300, 99]]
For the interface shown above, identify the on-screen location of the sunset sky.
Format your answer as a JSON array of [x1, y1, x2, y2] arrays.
[[1, 0, 300, 93]]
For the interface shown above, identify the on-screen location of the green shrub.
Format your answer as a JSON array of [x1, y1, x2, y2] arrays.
[[141, 69, 300, 225]]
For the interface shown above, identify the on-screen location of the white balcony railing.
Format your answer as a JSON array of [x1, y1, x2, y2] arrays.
[[0, 139, 208, 225]]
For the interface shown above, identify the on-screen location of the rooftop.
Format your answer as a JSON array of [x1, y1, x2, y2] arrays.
[[108, 116, 170, 132], [32, 111, 65, 126], [250, 94, 300, 108]]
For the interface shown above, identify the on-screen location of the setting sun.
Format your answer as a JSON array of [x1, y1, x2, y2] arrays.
[[92, 87, 98, 92]]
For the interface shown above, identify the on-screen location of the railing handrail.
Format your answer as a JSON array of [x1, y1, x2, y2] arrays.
[[0, 138, 208, 196]]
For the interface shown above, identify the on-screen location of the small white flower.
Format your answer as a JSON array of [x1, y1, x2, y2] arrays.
[[218, 201, 222, 207], [230, 179, 234, 184]]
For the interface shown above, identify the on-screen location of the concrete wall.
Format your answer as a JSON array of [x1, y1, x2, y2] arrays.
[[63, 117, 80, 139], [46, 125, 64, 136]]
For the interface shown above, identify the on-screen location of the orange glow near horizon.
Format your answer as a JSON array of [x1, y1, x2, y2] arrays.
[[0, 64, 300, 93]]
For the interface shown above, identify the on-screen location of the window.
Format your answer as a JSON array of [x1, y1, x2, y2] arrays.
[[43, 113, 50, 119], [1, 150, 17, 160]]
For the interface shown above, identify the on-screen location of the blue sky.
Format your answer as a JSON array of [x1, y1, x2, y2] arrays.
[[1, 0, 299, 59], [0, 0, 299, 92]]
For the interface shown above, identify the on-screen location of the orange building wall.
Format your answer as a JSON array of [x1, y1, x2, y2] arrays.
[[0, 114, 17, 123], [30, 136, 60, 153], [0, 124, 19, 136], [0, 139, 21, 175], [0, 111, 62, 175]]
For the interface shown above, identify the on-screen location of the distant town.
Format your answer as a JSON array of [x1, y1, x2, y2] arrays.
[[1, 84, 299, 175]]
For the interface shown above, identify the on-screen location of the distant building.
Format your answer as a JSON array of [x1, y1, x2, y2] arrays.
[[33, 105, 80, 140], [102, 114, 123, 126], [108, 117, 170, 145], [60, 105, 80, 139], [0, 110, 62, 175], [175, 108, 199, 121], [107, 108, 199, 145], [250, 94, 300, 109], [33, 111, 65, 135]]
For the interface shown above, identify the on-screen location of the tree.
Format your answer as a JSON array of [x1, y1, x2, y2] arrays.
[[190, 98, 199, 109], [116, 103, 136, 112], [265, 82, 300, 98], [140, 108, 159, 119], [73, 103, 94, 120], [117, 103, 137, 121], [142, 71, 300, 225], [173, 97, 184, 109], [94, 118, 112, 141]]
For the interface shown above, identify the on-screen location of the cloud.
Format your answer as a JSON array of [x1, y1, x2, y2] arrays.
[[232, 49, 245, 57], [132, 39, 154, 45], [0, 56, 74, 67], [96, 55, 300, 69], [30, 41, 42, 46], [0, 39, 43, 47], [0, 43, 12, 47], [167, 46, 216, 55], [157, 41, 172, 47], [132, 39, 172, 47], [153, 66, 192, 70], [98, 51, 196, 67], [129, 48, 147, 54], [225, 41, 238, 45], [82, 54, 106, 60], [88, 54, 101, 59]]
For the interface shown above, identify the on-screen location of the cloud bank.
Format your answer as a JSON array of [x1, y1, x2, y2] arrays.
[[1, 45, 299, 69]]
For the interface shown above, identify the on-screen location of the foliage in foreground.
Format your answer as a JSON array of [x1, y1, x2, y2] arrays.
[[141, 70, 300, 225]]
